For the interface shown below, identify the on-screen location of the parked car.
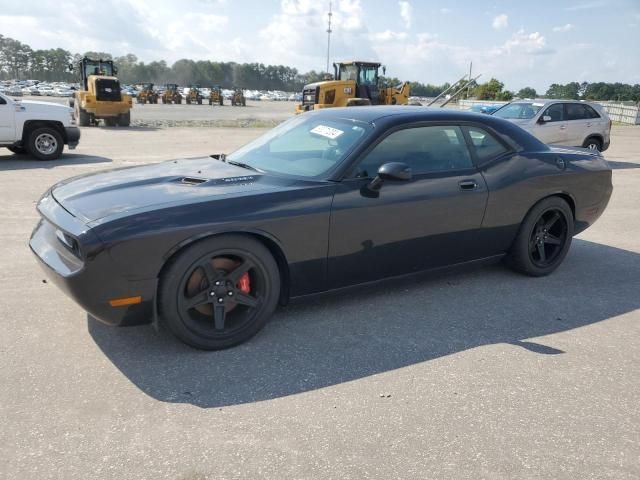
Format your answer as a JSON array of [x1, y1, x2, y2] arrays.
[[37, 86, 55, 96], [30, 107, 612, 350], [0, 91, 80, 160], [5, 86, 23, 96], [492, 99, 611, 151]]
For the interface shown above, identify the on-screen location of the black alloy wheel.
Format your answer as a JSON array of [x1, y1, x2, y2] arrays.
[[160, 235, 280, 350], [508, 197, 574, 276], [528, 209, 568, 268]]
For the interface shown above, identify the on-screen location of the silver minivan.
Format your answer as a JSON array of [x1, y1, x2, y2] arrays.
[[492, 99, 611, 151]]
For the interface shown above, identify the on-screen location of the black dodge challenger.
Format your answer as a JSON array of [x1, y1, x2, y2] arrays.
[[30, 107, 612, 349]]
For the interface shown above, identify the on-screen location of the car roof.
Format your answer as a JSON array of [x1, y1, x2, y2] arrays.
[[511, 98, 597, 105], [305, 106, 548, 152]]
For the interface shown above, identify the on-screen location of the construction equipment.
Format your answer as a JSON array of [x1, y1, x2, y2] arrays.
[[69, 57, 132, 127], [295, 61, 410, 113], [231, 88, 246, 107], [208, 86, 224, 106], [185, 85, 203, 105], [161, 84, 182, 104], [136, 83, 158, 104]]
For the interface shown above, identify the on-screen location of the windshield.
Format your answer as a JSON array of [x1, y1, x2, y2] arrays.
[[226, 115, 372, 178], [340, 65, 359, 81], [493, 102, 543, 120]]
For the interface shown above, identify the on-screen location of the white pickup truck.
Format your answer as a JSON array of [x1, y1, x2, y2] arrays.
[[0, 92, 81, 160]]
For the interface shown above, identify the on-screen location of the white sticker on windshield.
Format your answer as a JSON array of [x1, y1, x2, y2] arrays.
[[310, 125, 344, 139]]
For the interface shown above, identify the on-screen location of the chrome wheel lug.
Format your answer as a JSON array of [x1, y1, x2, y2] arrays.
[[228, 291, 233, 296], [217, 298, 224, 303], [210, 291, 215, 296]]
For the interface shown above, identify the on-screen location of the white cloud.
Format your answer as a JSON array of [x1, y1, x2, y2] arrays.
[[553, 23, 574, 32], [399, 1, 412, 29], [492, 14, 508, 30]]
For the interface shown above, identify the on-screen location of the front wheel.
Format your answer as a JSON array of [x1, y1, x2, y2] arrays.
[[507, 197, 574, 276], [159, 235, 281, 350], [26, 127, 64, 161], [117, 111, 131, 127]]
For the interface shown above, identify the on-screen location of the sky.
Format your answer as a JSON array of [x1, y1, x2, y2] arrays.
[[0, 0, 639, 92]]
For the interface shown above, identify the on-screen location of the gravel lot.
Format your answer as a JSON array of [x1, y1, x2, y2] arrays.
[[1, 116, 639, 479]]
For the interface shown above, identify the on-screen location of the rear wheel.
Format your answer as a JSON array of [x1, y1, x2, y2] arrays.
[[583, 137, 602, 151], [26, 127, 64, 161], [159, 235, 280, 350], [507, 197, 573, 276], [117, 111, 131, 127]]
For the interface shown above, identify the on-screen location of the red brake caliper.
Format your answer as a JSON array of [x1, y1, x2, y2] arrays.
[[237, 272, 251, 294]]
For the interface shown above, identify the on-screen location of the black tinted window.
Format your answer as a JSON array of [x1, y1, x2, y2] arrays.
[[466, 127, 509, 162], [543, 103, 565, 122], [584, 104, 601, 119], [353, 125, 473, 177], [566, 103, 591, 120]]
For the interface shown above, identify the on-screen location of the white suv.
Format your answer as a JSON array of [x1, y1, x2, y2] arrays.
[[492, 99, 611, 151]]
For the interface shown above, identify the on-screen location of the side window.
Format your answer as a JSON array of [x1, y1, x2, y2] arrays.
[[566, 103, 590, 121], [543, 103, 565, 122], [465, 127, 509, 163], [353, 125, 473, 178], [584, 104, 601, 119]]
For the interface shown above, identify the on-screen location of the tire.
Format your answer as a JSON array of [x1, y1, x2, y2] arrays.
[[220, 98, 224, 106], [7, 146, 26, 154], [197, 98, 202, 105], [77, 106, 90, 127], [104, 117, 117, 127], [117, 111, 131, 127], [162, 98, 167, 104], [507, 197, 574, 277], [159, 235, 281, 350], [583, 137, 602, 152], [26, 126, 64, 161], [186, 98, 191, 105]]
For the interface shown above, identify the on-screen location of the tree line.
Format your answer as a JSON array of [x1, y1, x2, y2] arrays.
[[1, 34, 638, 102]]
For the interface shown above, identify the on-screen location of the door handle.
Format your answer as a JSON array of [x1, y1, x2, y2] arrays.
[[458, 180, 478, 191]]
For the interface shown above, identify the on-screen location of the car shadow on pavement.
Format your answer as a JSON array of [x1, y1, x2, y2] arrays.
[[88, 239, 640, 408], [607, 160, 640, 170], [0, 153, 112, 170]]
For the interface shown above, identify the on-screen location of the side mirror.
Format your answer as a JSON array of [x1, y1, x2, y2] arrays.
[[539, 115, 552, 124], [367, 162, 412, 191]]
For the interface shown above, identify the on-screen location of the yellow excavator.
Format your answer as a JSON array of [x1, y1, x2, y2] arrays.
[[69, 57, 132, 126], [295, 61, 410, 113]]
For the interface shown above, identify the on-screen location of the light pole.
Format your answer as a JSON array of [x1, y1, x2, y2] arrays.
[[326, 2, 333, 74]]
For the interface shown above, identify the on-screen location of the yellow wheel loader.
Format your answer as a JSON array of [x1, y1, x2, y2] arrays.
[[185, 85, 203, 105], [208, 86, 224, 106], [231, 88, 246, 106], [295, 61, 410, 113], [161, 84, 182, 104], [69, 57, 132, 126], [136, 83, 159, 104]]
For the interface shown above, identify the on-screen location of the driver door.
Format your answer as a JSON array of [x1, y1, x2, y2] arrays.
[[327, 125, 488, 288], [0, 95, 16, 143]]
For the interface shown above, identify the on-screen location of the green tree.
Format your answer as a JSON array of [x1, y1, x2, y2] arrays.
[[516, 87, 537, 98]]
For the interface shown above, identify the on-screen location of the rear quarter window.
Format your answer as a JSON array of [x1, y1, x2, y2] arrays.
[[465, 127, 509, 163]]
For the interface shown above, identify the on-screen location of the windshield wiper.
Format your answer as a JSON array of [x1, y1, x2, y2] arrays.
[[226, 160, 263, 173]]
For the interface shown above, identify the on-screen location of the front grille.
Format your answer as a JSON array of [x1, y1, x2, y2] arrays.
[[302, 87, 318, 106], [95, 79, 122, 102]]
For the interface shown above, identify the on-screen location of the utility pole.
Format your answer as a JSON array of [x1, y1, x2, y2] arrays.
[[466, 61, 472, 99], [326, 2, 333, 74]]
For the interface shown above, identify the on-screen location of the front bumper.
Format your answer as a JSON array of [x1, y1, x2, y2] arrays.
[[65, 126, 80, 149], [29, 195, 155, 327]]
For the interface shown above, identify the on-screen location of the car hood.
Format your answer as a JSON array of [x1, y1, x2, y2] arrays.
[[50, 157, 294, 223], [17, 99, 73, 113]]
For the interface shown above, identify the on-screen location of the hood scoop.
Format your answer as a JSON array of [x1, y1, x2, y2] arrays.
[[180, 176, 208, 185]]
